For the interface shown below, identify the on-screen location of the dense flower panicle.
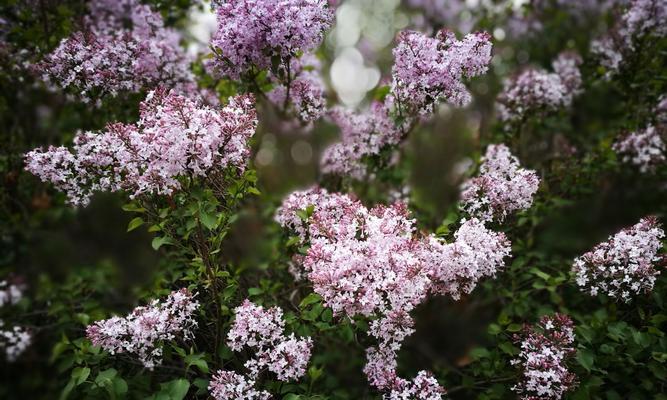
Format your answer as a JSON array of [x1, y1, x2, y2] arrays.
[[592, 0, 667, 76], [423, 218, 512, 299], [227, 300, 285, 351], [387, 371, 447, 400], [0, 280, 24, 307], [276, 189, 510, 396], [25, 89, 257, 206], [364, 347, 445, 399], [572, 217, 664, 302], [321, 99, 403, 179], [228, 300, 313, 381], [613, 125, 666, 172], [274, 187, 363, 243], [551, 52, 584, 96], [364, 346, 401, 390], [208, 370, 271, 400], [267, 55, 327, 122], [512, 314, 577, 400], [34, 0, 193, 102], [497, 52, 582, 123], [86, 289, 199, 369], [391, 29, 492, 115], [0, 323, 32, 362], [303, 201, 429, 318], [460, 144, 540, 222], [209, 0, 334, 80]]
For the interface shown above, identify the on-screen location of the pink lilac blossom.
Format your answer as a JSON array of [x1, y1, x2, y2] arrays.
[[208, 370, 271, 400], [497, 52, 582, 123], [34, 0, 193, 103], [572, 217, 664, 302], [86, 289, 199, 369], [387, 370, 447, 400], [0, 280, 24, 307], [25, 88, 257, 206], [511, 314, 577, 400], [227, 300, 313, 381], [613, 125, 666, 172], [423, 218, 512, 300], [320, 99, 404, 179], [276, 189, 510, 397], [267, 54, 327, 122], [460, 144, 540, 222], [208, 0, 334, 80], [274, 187, 362, 244], [592, 0, 667, 76], [0, 323, 32, 362], [391, 29, 492, 115]]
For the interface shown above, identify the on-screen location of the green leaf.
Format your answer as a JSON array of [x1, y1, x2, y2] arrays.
[[285, 236, 301, 248], [577, 349, 595, 371], [122, 203, 146, 213], [60, 379, 76, 400], [185, 353, 209, 374], [299, 293, 321, 308], [72, 367, 90, 385], [161, 379, 190, 400], [248, 287, 263, 296], [95, 368, 117, 386], [152, 236, 175, 250], [470, 347, 490, 360], [113, 377, 128, 396], [126, 217, 144, 232], [200, 210, 218, 230]]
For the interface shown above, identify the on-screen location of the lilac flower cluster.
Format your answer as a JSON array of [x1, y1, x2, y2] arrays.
[[208, 0, 334, 80], [0, 280, 31, 362], [497, 52, 582, 124], [0, 280, 24, 307], [267, 54, 327, 122], [0, 323, 32, 362], [276, 188, 511, 396], [25, 89, 257, 206], [613, 125, 666, 172], [572, 217, 664, 302], [86, 289, 199, 369], [592, 0, 667, 76], [320, 99, 403, 179], [511, 314, 577, 400], [209, 370, 270, 400], [34, 0, 194, 103], [460, 144, 540, 222], [391, 29, 493, 115], [225, 299, 313, 381], [274, 186, 362, 244]]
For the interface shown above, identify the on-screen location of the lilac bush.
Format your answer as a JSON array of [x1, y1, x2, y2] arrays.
[[2, 0, 667, 398]]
